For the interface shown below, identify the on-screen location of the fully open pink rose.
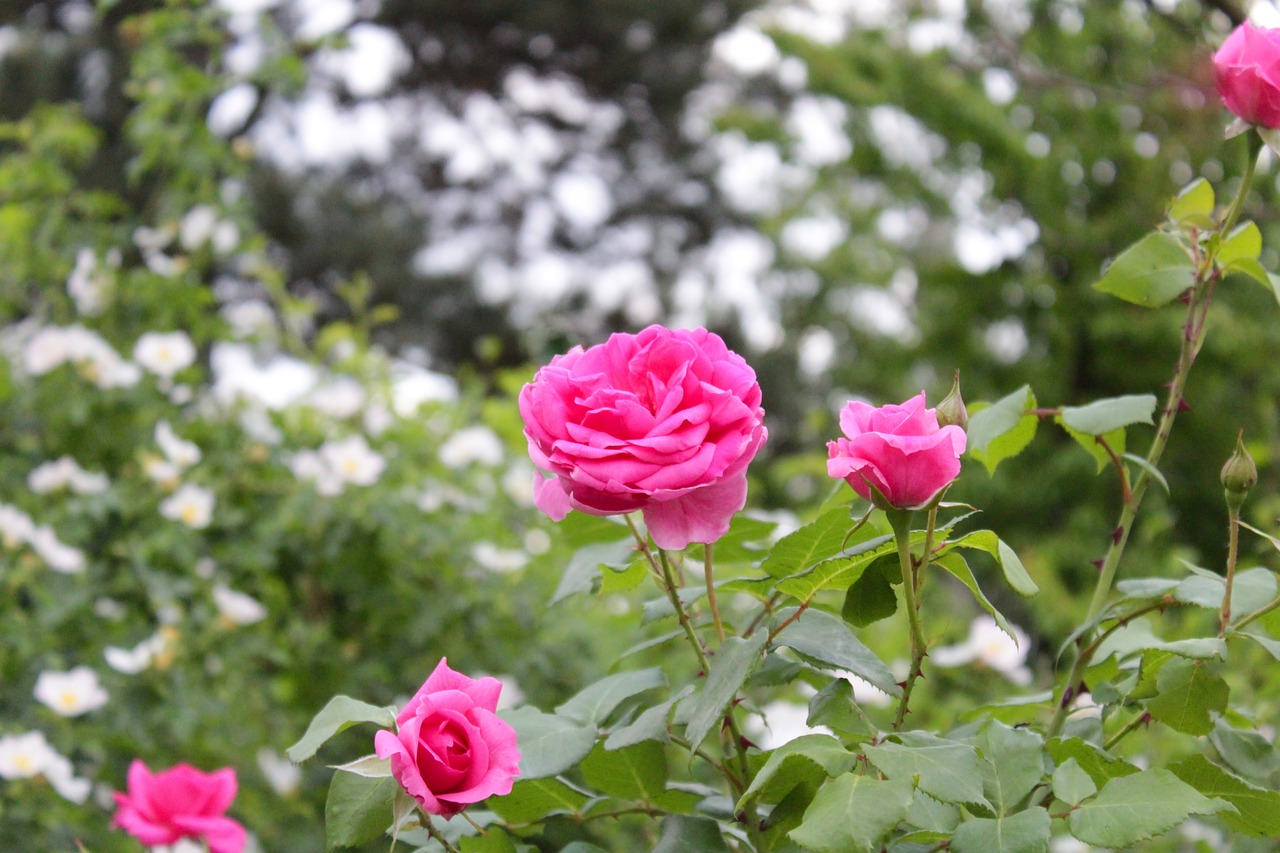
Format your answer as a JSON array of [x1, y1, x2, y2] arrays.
[[112, 760, 246, 853], [374, 659, 520, 817], [1214, 23, 1280, 129], [519, 325, 767, 550], [827, 392, 966, 510]]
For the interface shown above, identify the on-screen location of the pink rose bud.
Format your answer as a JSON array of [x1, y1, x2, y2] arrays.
[[519, 325, 768, 550], [827, 392, 967, 510], [112, 760, 246, 853], [374, 659, 521, 818], [1214, 23, 1280, 129]]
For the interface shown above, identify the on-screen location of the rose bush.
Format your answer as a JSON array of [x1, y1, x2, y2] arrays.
[[112, 760, 245, 853], [374, 659, 521, 817], [1214, 22, 1280, 129], [827, 392, 966, 509], [519, 325, 767, 549]]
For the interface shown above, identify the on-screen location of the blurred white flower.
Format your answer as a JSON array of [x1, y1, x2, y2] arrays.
[[320, 435, 386, 486], [256, 748, 301, 797], [133, 224, 174, 252], [213, 584, 268, 626], [155, 420, 202, 468], [305, 377, 366, 419], [143, 456, 182, 488], [179, 204, 219, 250], [104, 633, 165, 674], [134, 331, 196, 379], [22, 325, 139, 389], [66, 248, 109, 316], [932, 615, 1032, 685], [502, 463, 536, 505], [220, 300, 276, 340], [0, 503, 34, 548], [239, 407, 283, 445], [1068, 692, 1103, 720], [522, 528, 551, 555], [160, 483, 215, 529], [363, 401, 393, 436], [1048, 836, 1093, 853], [747, 693, 834, 750], [33, 666, 108, 717], [843, 673, 892, 708], [472, 542, 529, 574], [494, 675, 524, 711], [417, 480, 487, 513], [211, 220, 240, 255], [287, 449, 344, 496], [28, 456, 109, 495], [0, 731, 59, 783], [438, 425, 504, 469], [29, 525, 86, 574], [42, 751, 91, 804]]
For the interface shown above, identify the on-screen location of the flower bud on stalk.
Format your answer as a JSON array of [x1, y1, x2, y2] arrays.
[[1221, 430, 1257, 513], [936, 370, 968, 431]]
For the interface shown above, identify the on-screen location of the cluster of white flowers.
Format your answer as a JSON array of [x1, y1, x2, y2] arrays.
[[27, 456, 109, 495], [104, 628, 176, 675], [302, 376, 367, 419], [438, 425, 505, 469], [931, 615, 1033, 685], [0, 502, 86, 574], [33, 667, 108, 717], [160, 482, 216, 529], [22, 325, 141, 389], [0, 731, 90, 803], [65, 247, 116, 316], [471, 542, 530, 574], [288, 434, 386, 495], [133, 330, 197, 379], [132, 207, 239, 277]]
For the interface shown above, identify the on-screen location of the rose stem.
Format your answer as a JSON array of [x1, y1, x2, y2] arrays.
[[889, 509, 927, 731], [422, 818, 462, 853], [704, 543, 727, 642], [1221, 502, 1241, 637]]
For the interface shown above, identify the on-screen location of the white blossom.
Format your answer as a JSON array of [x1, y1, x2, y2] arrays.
[[22, 325, 139, 388], [320, 435, 386, 486], [155, 420, 201, 468], [0, 503, 34, 548], [471, 542, 529, 574], [438, 425, 504, 469], [304, 377, 366, 419], [256, 748, 301, 797], [143, 456, 182, 487], [159, 483, 215, 529], [33, 667, 108, 717], [66, 248, 109, 316], [287, 449, 344, 496], [134, 331, 196, 379], [931, 615, 1033, 685], [29, 525, 86, 573], [0, 731, 58, 779], [179, 205, 219, 250], [28, 457, 109, 495], [104, 631, 168, 674], [212, 584, 268, 626], [748, 693, 834, 750], [42, 752, 91, 804]]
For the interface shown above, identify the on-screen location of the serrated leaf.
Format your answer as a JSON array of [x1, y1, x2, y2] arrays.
[[1218, 220, 1262, 266], [580, 740, 667, 800], [1171, 753, 1280, 837], [950, 807, 1050, 853], [331, 754, 392, 778], [865, 732, 991, 809], [1067, 769, 1232, 848], [1059, 394, 1156, 435], [778, 534, 895, 602], [840, 561, 898, 628], [488, 777, 589, 822], [684, 632, 768, 749], [1058, 421, 1124, 474], [788, 773, 914, 853], [653, 815, 731, 853], [934, 552, 1014, 638], [1168, 177, 1214, 222], [1046, 738, 1140, 787], [288, 696, 397, 762], [605, 686, 692, 750], [761, 508, 863, 579], [1176, 566, 1277, 615], [1093, 232, 1194, 307], [771, 607, 900, 696], [736, 734, 858, 812], [555, 668, 667, 727], [945, 530, 1038, 596], [499, 707, 596, 779], [967, 386, 1038, 475], [969, 721, 1045, 813], [325, 772, 396, 849], [1146, 657, 1229, 735], [550, 539, 637, 606], [1052, 758, 1097, 806], [806, 678, 878, 738], [906, 789, 961, 833]]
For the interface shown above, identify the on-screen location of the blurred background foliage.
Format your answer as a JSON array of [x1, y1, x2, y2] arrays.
[[2, 0, 1280, 848]]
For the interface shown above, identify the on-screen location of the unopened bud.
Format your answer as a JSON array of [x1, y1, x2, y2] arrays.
[[936, 370, 968, 430], [1221, 430, 1258, 512]]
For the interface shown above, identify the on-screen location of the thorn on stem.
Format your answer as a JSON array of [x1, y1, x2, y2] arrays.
[[1091, 558, 1105, 570], [1178, 398, 1192, 413], [1110, 526, 1123, 545], [1061, 686, 1075, 708]]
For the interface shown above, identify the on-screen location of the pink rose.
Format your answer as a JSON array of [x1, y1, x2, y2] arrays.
[[112, 760, 246, 853], [827, 392, 967, 510], [374, 659, 520, 817], [1214, 23, 1280, 129], [519, 325, 767, 550]]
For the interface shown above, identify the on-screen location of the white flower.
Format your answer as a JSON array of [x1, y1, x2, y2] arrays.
[[133, 223, 174, 252], [143, 456, 182, 487], [155, 420, 201, 468], [179, 204, 218, 250], [211, 220, 240, 255], [42, 752, 91, 804], [502, 463, 536, 505], [160, 483, 215, 529], [932, 615, 1032, 685], [747, 694, 834, 750], [0, 731, 58, 779], [33, 667, 108, 717], [522, 528, 551, 555], [29, 525, 86, 574], [213, 584, 267, 626], [304, 377, 366, 419], [239, 407, 283, 445], [104, 635, 163, 674], [438, 426, 504, 469], [134, 331, 196, 378], [320, 435, 386, 486], [471, 542, 529, 574], [22, 325, 139, 388], [66, 248, 108, 316], [843, 673, 892, 708], [28, 457, 108, 495], [287, 449, 344, 496], [256, 748, 301, 797], [0, 503, 34, 548], [220, 300, 276, 340]]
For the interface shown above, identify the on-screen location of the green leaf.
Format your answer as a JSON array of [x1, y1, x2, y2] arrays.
[[806, 678, 877, 738], [1176, 566, 1277, 615], [325, 772, 396, 849], [1237, 631, 1280, 661], [489, 777, 589, 822], [967, 386, 1038, 475], [652, 816, 731, 853], [1122, 452, 1170, 493], [1092, 231, 1195, 307], [761, 508, 862, 579], [1209, 718, 1280, 783], [460, 828, 519, 853], [771, 607, 900, 696], [330, 754, 392, 778], [1067, 769, 1232, 848], [934, 552, 1014, 637], [906, 790, 961, 833], [500, 707, 596, 779], [736, 734, 858, 812], [1059, 394, 1156, 435], [1168, 177, 1214, 222], [775, 534, 895, 601], [969, 721, 1045, 813], [1171, 753, 1280, 837], [605, 686, 692, 750], [1046, 738, 1140, 787], [1052, 758, 1097, 807], [580, 740, 667, 800], [684, 632, 768, 749], [550, 539, 637, 605], [945, 530, 1038, 596], [1146, 657, 1229, 735], [950, 807, 1050, 853], [865, 732, 991, 809], [555, 668, 667, 727], [788, 773, 914, 853], [1058, 421, 1124, 474], [288, 696, 397, 762], [1218, 221, 1263, 266], [1225, 256, 1271, 288]]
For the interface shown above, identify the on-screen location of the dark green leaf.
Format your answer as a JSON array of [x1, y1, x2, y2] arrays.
[[736, 734, 857, 811], [950, 807, 1050, 853], [1092, 232, 1194, 307], [580, 740, 667, 800], [807, 678, 877, 738], [288, 696, 397, 763], [776, 534, 896, 601], [840, 558, 898, 628], [555, 668, 667, 727], [1067, 769, 1232, 847], [684, 632, 768, 749], [325, 772, 396, 849], [772, 607, 900, 696], [1146, 657, 1229, 735], [500, 707, 596, 779], [652, 816, 731, 853], [1046, 738, 1140, 787], [788, 773, 914, 853], [1171, 753, 1280, 837]]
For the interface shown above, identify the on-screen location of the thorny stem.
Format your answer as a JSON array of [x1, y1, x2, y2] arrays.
[[1221, 506, 1241, 637], [422, 819, 461, 853], [656, 549, 712, 676], [705, 543, 726, 642], [890, 510, 927, 731], [626, 514, 667, 583], [1104, 711, 1151, 751]]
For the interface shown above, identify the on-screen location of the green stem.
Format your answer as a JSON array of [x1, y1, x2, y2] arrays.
[[1221, 507, 1241, 637], [1232, 593, 1280, 632], [422, 818, 461, 853], [890, 510, 926, 731], [657, 549, 712, 675], [1104, 711, 1150, 751], [705, 543, 726, 642], [1220, 131, 1262, 237]]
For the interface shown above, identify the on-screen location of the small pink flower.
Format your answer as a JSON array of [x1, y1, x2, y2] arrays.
[[827, 392, 966, 510], [519, 325, 767, 550], [374, 659, 520, 818], [1214, 23, 1280, 129], [112, 760, 246, 853]]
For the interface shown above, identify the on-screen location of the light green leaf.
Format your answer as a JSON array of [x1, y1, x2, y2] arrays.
[[550, 539, 637, 605], [1122, 452, 1170, 493], [1238, 631, 1280, 661], [488, 777, 589, 822], [288, 696, 397, 763], [788, 773, 914, 853], [1052, 758, 1097, 807], [1146, 657, 1229, 735], [1175, 566, 1277, 615], [1046, 738, 1140, 787], [652, 816, 731, 853], [459, 828, 519, 853], [1058, 421, 1124, 474], [969, 721, 1045, 813], [605, 686, 692, 750], [736, 734, 858, 812], [684, 632, 768, 749], [580, 740, 667, 800], [1171, 753, 1280, 837], [775, 534, 895, 601], [934, 552, 1014, 638], [806, 678, 877, 738], [865, 732, 991, 809], [330, 754, 392, 778], [1059, 394, 1156, 435], [761, 508, 863, 579], [950, 807, 1050, 853], [771, 607, 900, 696], [1225, 256, 1271, 288], [1218, 221, 1263, 266], [1168, 177, 1213, 222], [1092, 231, 1194, 307], [325, 772, 396, 849], [1067, 769, 1233, 847], [967, 386, 1038, 475], [1209, 718, 1280, 783], [945, 530, 1038, 596], [500, 707, 596, 779], [555, 668, 667, 727]]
